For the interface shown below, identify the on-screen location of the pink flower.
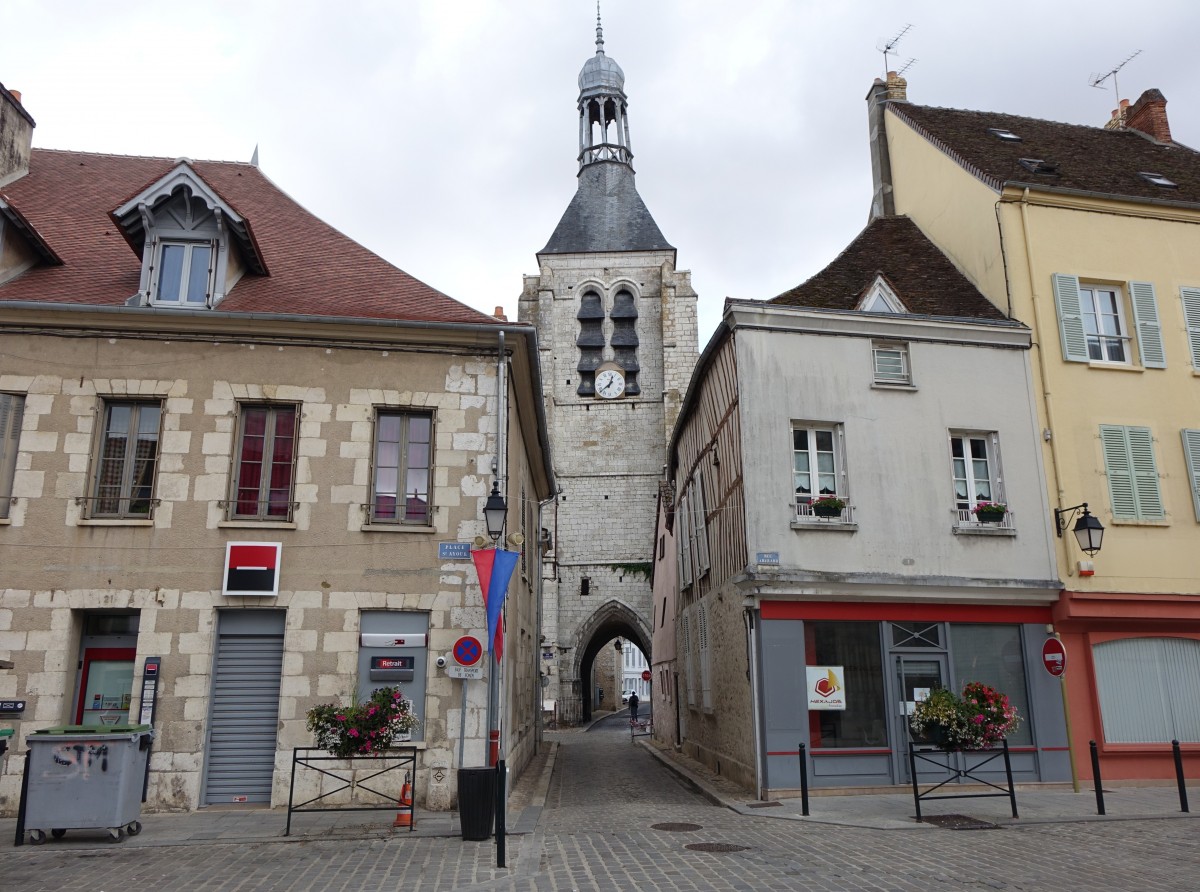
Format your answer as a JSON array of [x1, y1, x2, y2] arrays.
[[348, 728, 360, 737], [368, 707, 377, 716], [335, 714, 346, 722]]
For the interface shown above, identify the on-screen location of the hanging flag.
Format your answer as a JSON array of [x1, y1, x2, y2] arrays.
[[471, 549, 520, 661]]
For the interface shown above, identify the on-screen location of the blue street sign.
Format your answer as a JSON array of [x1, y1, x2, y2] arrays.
[[756, 552, 780, 565], [439, 542, 472, 560]]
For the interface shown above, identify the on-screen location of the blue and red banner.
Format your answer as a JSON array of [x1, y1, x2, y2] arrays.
[[470, 548, 520, 661]]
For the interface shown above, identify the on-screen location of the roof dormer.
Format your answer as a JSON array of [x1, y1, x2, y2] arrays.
[[112, 161, 267, 309], [856, 275, 908, 314]]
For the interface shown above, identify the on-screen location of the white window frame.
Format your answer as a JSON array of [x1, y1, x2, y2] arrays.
[[949, 431, 1009, 527], [150, 239, 215, 306], [1052, 274, 1166, 369], [1100, 424, 1165, 521], [0, 392, 24, 519], [872, 341, 911, 386], [792, 423, 848, 521], [88, 400, 163, 519]]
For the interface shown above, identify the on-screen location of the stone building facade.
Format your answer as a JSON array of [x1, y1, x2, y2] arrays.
[[0, 84, 553, 815], [519, 21, 698, 724]]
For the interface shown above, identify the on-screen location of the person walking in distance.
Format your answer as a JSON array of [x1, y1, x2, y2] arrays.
[[628, 691, 640, 723]]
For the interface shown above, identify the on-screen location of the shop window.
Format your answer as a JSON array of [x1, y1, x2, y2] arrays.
[[949, 624, 1033, 746], [1094, 638, 1200, 743], [806, 621, 887, 748]]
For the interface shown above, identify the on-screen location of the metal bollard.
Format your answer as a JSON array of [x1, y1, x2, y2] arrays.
[[797, 742, 810, 816], [1172, 740, 1190, 813], [1090, 740, 1105, 815]]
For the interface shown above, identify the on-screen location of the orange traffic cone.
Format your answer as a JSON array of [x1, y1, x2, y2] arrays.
[[394, 772, 414, 828]]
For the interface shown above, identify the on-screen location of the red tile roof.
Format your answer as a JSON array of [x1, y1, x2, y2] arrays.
[[0, 149, 497, 325], [770, 215, 1007, 320], [891, 102, 1200, 206]]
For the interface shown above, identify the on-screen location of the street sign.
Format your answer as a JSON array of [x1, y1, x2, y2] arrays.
[[756, 552, 780, 565], [1042, 637, 1067, 677], [439, 542, 472, 560], [453, 635, 484, 667], [447, 664, 484, 680], [641, 670, 651, 682]]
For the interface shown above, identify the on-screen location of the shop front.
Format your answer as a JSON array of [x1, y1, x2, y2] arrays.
[[758, 602, 1072, 795]]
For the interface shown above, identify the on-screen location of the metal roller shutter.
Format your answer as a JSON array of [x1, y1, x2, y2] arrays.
[[203, 611, 284, 804]]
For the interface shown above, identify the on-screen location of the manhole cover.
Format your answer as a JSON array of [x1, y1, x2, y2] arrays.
[[746, 801, 782, 808], [651, 822, 702, 832], [685, 842, 750, 853], [921, 814, 1000, 830]]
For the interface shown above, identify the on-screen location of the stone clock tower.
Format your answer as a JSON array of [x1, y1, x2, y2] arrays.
[[518, 15, 698, 724]]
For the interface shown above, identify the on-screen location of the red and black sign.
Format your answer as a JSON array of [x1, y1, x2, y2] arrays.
[[223, 542, 282, 596]]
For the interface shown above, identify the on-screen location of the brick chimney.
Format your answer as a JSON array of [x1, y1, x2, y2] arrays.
[[884, 70, 908, 102], [1125, 89, 1172, 143], [0, 82, 35, 186]]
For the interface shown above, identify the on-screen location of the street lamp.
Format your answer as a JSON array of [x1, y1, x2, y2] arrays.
[[614, 639, 622, 653], [483, 481, 507, 544], [1054, 502, 1105, 556]]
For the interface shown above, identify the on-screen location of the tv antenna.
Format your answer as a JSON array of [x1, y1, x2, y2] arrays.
[[1089, 50, 1141, 106], [878, 24, 912, 78]]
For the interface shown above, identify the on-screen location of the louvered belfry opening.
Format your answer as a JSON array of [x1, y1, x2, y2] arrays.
[[610, 289, 640, 395], [576, 291, 605, 395]]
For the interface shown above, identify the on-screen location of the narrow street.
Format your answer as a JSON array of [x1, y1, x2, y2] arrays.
[[2, 713, 1198, 890]]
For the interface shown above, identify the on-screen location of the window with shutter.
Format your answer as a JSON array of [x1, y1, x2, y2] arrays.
[[682, 610, 696, 706], [677, 491, 692, 587], [0, 393, 25, 519], [1180, 287, 1200, 370], [691, 474, 709, 577], [1129, 281, 1166, 368], [1052, 274, 1090, 363], [698, 601, 712, 709], [1181, 430, 1200, 521], [1100, 425, 1164, 520]]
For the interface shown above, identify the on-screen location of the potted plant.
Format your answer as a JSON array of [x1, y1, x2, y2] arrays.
[[909, 682, 1021, 751], [810, 495, 846, 518], [972, 501, 1007, 523], [306, 686, 420, 758]]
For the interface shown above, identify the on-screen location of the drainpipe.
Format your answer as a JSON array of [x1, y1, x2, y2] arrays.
[[534, 492, 556, 746], [744, 601, 765, 800]]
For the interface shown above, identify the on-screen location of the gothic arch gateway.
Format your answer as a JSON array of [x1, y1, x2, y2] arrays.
[[519, 14, 698, 726]]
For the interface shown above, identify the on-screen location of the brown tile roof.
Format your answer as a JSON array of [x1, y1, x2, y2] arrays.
[[891, 101, 1200, 205], [769, 215, 1006, 320], [0, 149, 497, 325]]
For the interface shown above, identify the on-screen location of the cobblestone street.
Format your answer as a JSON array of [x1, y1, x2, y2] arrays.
[[2, 713, 1198, 891]]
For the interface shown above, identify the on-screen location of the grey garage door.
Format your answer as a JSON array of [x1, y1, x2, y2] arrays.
[[203, 610, 285, 804]]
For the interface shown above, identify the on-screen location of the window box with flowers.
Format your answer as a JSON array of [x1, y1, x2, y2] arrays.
[[972, 502, 1008, 524], [810, 495, 846, 518]]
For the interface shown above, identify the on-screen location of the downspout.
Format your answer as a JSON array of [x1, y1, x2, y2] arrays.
[[534, 492, 556, 747], [1014, 189, 1081, 794], [744, 602, 764, 800]]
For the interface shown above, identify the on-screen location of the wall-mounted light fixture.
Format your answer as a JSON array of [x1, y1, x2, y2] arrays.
[[483, 481, 507, 544], [1054, 502, 1104, 555]]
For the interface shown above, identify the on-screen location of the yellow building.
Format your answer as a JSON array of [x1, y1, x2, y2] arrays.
[[871, 75, 1200, 780]]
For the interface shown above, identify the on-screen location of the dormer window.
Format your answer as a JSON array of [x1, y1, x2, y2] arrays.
[[112, 161, 268, 309], [154, 240, 213, 305], [856, 275, 907, 314]]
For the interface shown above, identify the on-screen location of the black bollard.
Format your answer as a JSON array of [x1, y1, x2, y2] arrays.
[[1090, 740, 1105, 815], [1172, 740, 1189, 813], [797, 742, 810, 816]]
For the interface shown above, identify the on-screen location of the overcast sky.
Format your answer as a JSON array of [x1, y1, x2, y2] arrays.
[[6, 1, 1199, 342]]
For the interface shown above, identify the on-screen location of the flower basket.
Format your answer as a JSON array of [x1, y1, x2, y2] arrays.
[[972, 502, 1007, 524], [306, 686, 420, 758], [909, 682, 1020, 751], [810, 495, 845, 518]]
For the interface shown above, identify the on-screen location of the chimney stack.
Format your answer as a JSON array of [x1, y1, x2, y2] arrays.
[[0, 83, 35, 187], [1124, 89, 1172, 143], [493, 306, 508, 322], [885, 71, 908, 103], [1104, 98, 1130, 131]]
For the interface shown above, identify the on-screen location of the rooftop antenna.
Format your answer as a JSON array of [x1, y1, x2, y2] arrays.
[[1089, 50, 1141, 106], [878, 24, 912, 78], [897, 58, 918, 78]]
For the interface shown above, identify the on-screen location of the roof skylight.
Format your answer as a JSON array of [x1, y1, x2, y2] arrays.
[[1139, 171, 1178, 188], [1019, 158, 1060, 175], [987, 127, 1022, 142]]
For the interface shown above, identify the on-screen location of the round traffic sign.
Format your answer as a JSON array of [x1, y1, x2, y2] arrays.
[[453, 635, 483, 667], [1041, 637, 1067, 678], [641, 669, 651, 682]]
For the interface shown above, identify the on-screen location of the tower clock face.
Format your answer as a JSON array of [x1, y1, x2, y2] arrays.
[[595, 368, 626, 399]]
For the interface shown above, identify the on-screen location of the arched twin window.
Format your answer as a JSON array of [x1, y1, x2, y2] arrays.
[[576, 288, 640, 396]]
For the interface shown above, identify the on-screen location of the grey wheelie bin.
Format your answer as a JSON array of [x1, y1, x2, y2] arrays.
[[23, 724, 154, 844]]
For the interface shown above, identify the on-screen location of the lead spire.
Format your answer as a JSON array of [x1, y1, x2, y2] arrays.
[[577, 9, 631, 171], [595, 2, 604, 54]]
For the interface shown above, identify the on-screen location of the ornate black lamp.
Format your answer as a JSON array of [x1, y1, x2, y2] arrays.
[[1054, 502, 1105, 556], [483, 481, 507, 544]]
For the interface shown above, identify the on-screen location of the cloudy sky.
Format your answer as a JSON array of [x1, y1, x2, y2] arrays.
[[6, 1, 1199, 341]]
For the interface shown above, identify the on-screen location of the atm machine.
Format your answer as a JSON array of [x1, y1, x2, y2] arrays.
[[357, 611, 429, 743]]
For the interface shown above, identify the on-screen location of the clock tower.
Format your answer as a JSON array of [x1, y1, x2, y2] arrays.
[[518, 12, 699, 725]]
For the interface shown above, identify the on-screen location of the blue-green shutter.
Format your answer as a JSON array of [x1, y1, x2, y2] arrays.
[[1182, 430, 1200, 521], [1100, 426, 1137, 519], [1180, 287, 1200, 370], [1101, 425, 1164, 520], [1129, 281, 1166, 368], [1052, 274, 1089, 362], [1127, 426, 1164, 518]]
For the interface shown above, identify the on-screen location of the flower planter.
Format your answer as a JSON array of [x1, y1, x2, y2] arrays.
[[975, 512, 1006, 524], [813, 506, 843, 518]]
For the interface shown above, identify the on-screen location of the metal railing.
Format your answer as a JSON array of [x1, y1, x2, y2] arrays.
[[794, 501, 855, 524], [953, 507, 1015, 530]]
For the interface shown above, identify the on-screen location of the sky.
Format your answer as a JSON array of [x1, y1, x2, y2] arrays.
[[6, 1, 1200, 343]]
